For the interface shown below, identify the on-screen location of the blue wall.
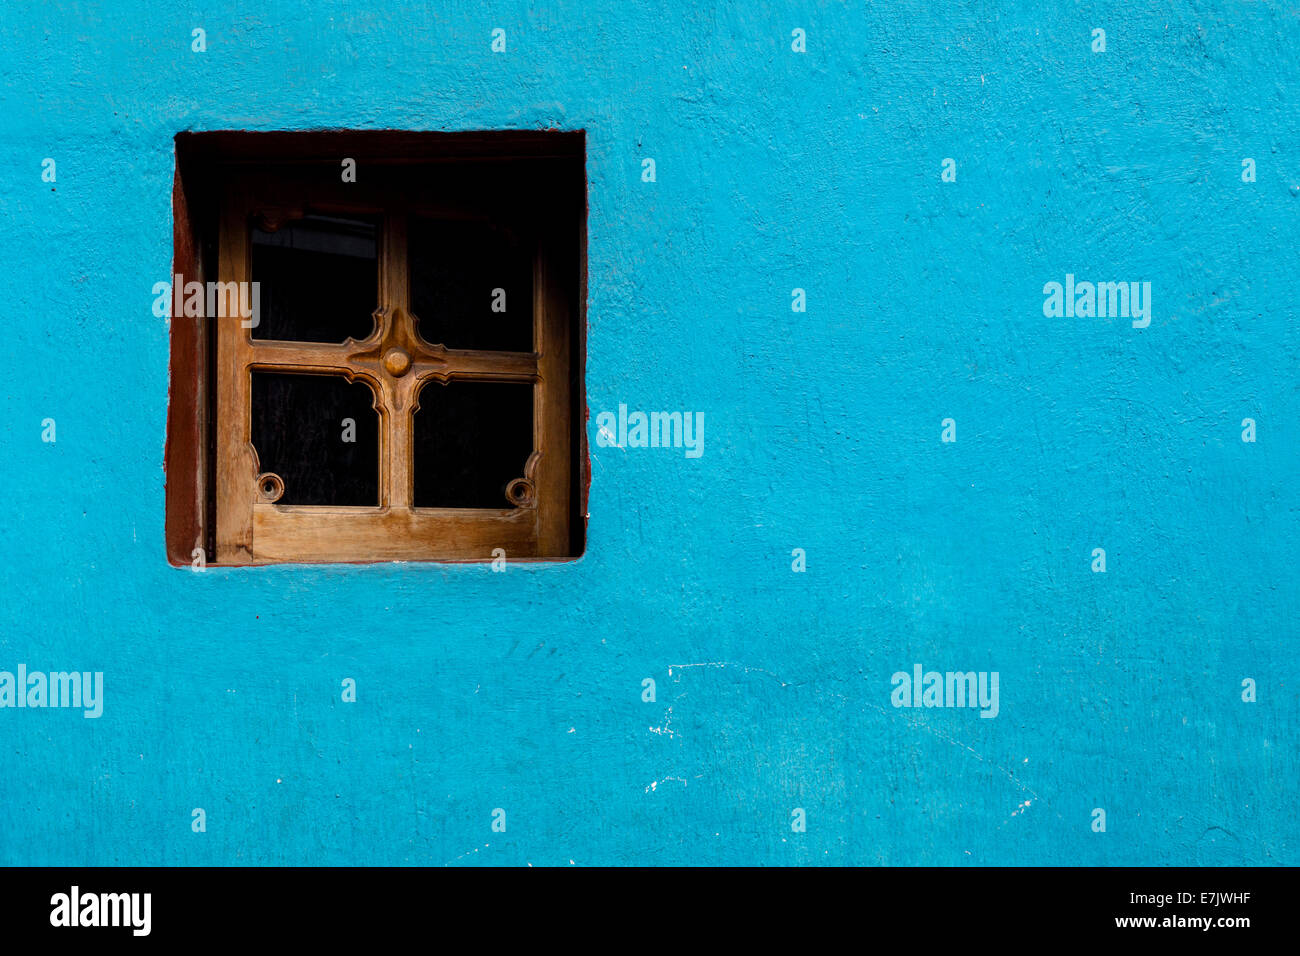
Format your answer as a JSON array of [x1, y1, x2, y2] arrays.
[[0, 1, 1295, 866]]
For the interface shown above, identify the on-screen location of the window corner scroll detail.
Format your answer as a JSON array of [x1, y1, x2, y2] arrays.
[[256, 472, 285, 503], [505, 450, 541, 508]]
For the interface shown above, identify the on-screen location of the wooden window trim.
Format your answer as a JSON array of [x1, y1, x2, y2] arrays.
[[165, 131, 587, 567]]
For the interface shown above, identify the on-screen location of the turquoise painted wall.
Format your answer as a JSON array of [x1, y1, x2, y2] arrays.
[[0, 1, 1296, 865]]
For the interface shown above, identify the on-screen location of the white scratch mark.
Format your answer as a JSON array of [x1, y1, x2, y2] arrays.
[[668, 661, 793, 687], [443, 843, 490, 866], [644, 776, 688, 794], [994, 798, 1036, 832], [648, 705, 677, 739]]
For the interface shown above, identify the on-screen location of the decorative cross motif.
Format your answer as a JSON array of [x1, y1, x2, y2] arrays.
[[244, 305, 540, 509], [345, 306, 452, 413]]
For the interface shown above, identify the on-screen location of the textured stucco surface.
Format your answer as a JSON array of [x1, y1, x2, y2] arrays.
[[0, 1, 1296, 865]]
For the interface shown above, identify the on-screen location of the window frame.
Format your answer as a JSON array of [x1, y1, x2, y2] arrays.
[[166, 132, 587, 567]]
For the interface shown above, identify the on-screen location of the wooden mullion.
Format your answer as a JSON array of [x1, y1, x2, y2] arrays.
[[535, 231, 571, 556], [382, 211, 413, 510], [214, 189, 256, 564], [247, 340, 360, 371], [425, 350, 539, 383]]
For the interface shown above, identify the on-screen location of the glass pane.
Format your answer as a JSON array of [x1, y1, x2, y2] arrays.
[[413, 382, 533, 508], [251, 372, 379, 506], [409, 217, 532, 351], [251, 214, 378, 342]]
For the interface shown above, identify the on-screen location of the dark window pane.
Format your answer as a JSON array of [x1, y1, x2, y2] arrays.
[[251, 373, 379, 506], [409, 217, 532, 351], [413, 382, 533, 508], [251, 214, 378, 342]]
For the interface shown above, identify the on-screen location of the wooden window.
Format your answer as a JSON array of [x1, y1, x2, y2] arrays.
[[166, 132, 587, 565]]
